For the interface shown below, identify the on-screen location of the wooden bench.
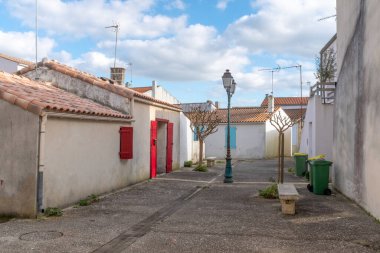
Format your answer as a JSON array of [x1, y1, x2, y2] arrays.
[[278, 184, 300, 215], [206, 157, 216, 167]]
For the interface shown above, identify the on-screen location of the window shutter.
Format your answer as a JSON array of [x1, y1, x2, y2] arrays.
[[119, 127, 133, 159], [225, 126, 237, 149]]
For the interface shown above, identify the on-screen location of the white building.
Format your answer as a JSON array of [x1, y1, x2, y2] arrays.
[[261, 96, 308, 152], [299, 34, 337, 161], [333, 0, 380, 220], [0, 53, 33, 73], [205, 104, 292, 159], [0, 71, 133, 217]]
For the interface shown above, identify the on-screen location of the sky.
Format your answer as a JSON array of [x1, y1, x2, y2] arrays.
[[0, 0, 336, 108]]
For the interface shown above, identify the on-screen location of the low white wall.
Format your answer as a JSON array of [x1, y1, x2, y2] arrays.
[[205, 124, 266, 159], [43, 118, 138, 208]]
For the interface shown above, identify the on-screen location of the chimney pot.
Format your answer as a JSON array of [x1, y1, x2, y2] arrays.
[[110, 67, 126, 85]]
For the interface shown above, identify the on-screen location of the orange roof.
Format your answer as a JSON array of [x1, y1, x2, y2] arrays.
[[0, 71, 130, 119], [261, 97, 308, 106], [283, 108, 306, 121], [17, 59, 181, 111], [0, 53, 33, 67], [216, 107, 279, 123], [130, 86, 152, 93]]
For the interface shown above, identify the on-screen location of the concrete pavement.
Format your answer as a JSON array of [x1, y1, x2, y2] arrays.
[[1, 159, 380, 252]]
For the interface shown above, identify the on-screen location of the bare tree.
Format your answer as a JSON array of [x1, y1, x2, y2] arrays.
[[186, 106, 221, 165], [315, 48, 337, 83], [270, 110, 296, 183]]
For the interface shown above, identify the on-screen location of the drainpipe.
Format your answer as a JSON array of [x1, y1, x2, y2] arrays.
[[37, 114, 47, 213]]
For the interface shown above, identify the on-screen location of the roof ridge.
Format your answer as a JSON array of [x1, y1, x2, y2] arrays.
[[0, 53, 34, 66], [17, 59, 181, 111]]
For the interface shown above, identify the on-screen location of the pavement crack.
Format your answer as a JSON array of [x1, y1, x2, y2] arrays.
[[91, 186, 207, 253]]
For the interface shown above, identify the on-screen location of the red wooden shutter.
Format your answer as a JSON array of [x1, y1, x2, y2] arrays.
[[119, 127, 133, 159], [150, 121, 158, 178]]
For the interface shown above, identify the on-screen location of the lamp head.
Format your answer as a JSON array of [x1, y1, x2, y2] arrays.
[[222, 69, 233, 90]]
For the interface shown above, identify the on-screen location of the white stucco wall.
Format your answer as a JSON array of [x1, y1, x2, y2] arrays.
[[265, 120, 292, 158], [43, 117, 137, 208], [334, 0, 380, 219], [205, 123, 266, 159], [300, 95, 334, 161], [265, 109, 292, 158], [0, 58, 19, 73], [179, 112, 193, 166], [0, 100, 40, 217]]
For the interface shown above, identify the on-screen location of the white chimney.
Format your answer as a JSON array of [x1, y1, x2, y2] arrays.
[[152, 80, 157, 98], [268, 94, 274, 113]]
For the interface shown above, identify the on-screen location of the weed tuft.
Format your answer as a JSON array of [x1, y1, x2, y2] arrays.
[[259, 184, 278, 199], [44, 207, 63, 217], [78, 194, 99, 206], [184, 161, 193, 167], [193, 165, 208, 172]]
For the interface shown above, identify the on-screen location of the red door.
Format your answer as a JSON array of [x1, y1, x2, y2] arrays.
[[150, 120, 157, 178], [166, 122, 174, 173]]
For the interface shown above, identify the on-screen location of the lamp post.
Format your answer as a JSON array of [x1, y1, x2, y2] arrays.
[[222, 69, 236, 183]]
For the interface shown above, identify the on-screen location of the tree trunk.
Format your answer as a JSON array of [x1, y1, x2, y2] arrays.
[[277, 133, 281, 183], [281, 133, 285, 183], [199, 139, 204, 165]]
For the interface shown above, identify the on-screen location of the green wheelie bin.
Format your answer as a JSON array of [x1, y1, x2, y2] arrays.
[[294, 153, 308, 177], [310, 160, 333, 195]]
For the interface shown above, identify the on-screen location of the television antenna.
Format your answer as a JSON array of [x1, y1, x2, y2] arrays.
[[318, 14, 336, 21], [259, 64, 304, 127], [258, 65, 281, 95], [105, 22, 120, 68]]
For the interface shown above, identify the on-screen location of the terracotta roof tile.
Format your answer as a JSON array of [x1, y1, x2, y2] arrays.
[[130, 86, 152, 93], [261, 97, 308, 106], [0, 53, 34, 67], [215, 107, 279, 123], [18, 59, 181, 110], [0, 71, 130, 119], [283, 108, 306, 121]]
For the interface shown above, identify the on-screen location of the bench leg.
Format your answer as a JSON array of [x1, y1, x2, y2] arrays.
[[280, 199, 296, 215]]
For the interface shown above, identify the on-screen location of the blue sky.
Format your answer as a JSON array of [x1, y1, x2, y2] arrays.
[[0, 0, 336, 107]]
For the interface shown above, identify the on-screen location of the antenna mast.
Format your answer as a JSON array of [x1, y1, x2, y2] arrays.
[[35, 0, 38, 79], [105, 23, 119, 68]]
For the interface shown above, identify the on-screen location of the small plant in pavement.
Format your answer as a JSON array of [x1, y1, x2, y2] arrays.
[[259, 184, 278, 199], [193, 164, 208, 172], [44, 207, 63, 217], [184, 160, 193, 167], [287, 168, 295, 174], [78, 194, 99, 206]]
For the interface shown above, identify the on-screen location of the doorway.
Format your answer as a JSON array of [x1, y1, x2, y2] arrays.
[[150, 119, 173, 178]]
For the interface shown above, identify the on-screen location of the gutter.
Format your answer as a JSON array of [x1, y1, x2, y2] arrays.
[[134, 97, 182, 112], [37, 114, 47, 212], [44, 112, 135, 123]]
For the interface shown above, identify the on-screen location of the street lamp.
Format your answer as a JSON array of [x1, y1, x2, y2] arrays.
[[222, 69, 236, 183]]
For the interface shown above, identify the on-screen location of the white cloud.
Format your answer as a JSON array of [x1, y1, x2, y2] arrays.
[[0, 30, 55, 61], [98, 24, 251, 82], [225, 0, 336, 57], [216, 0, 231, 10], [165, 0, 186, 10], [5, 0, 187, 39]]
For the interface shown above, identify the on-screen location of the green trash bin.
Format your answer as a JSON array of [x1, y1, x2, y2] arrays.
[[310, 160, 333, 195], [294, 153, 308, 177]]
